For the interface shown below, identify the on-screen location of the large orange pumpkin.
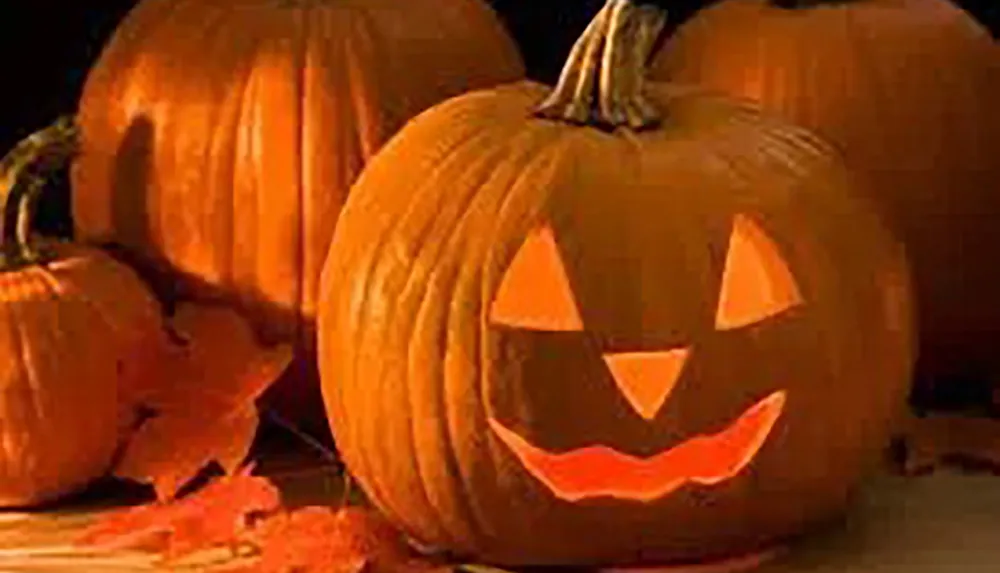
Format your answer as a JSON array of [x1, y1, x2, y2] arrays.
[[0, 119, 164, 507], [317, 15, 914, 563], [656, 0, 1000, 405], [71, 0, 525, 425]]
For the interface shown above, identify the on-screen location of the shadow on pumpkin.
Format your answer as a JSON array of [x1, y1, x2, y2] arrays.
[[86, 115, 333, 444]]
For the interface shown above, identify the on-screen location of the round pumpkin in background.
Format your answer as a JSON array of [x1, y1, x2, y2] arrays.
[[71, 0, 525, 429], [317, 5, 915, 566], [655, 0, 1000, 406], [0, 118, 164, 507]]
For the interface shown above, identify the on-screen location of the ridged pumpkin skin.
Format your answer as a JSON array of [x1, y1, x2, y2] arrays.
[[0, 242, 163, 507], [317, 82, 914, 566], [71, 0, 525, 422], [657, 0, 1000, 398]]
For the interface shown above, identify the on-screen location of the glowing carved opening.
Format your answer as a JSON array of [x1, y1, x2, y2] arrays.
[[602, 348, 691, 420], [489, 391, 786, 502], [715, 214, 803, 331], [490, 224, 584, 331]]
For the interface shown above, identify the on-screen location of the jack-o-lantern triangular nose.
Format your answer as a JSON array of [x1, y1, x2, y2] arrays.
[[602, 348, 690, 420]]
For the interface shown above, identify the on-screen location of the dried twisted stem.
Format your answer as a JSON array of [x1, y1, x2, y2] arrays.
[[0, 116, 78, 268], [535, 0, 667, 130]]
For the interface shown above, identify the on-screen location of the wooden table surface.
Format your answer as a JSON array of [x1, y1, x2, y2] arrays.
[[1, 446, 998, 573], [0, 439, 347, 573]]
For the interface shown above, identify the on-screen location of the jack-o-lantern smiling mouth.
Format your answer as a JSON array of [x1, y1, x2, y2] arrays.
[[488, 391, 786, 502], [486, 214, 800, 502]]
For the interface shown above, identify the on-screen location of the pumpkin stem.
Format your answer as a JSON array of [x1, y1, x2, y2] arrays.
[[0, 116, 78, 269], [534, 0, 666, 130]]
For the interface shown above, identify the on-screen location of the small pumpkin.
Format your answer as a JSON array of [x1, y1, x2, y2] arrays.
[[71, 0, 526, 425], [0, 118, 164, 507], [317, 5, 914, 566], [655, 0, 1000, 403]]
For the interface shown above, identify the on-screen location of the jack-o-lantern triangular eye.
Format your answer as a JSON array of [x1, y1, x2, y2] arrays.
[[715, 214, 803, 330], [490, 225, 584, 331]]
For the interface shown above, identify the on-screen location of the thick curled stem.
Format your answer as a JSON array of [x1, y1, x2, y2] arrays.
[[534, 0, 667, 130], [0, 116, 78, 268]]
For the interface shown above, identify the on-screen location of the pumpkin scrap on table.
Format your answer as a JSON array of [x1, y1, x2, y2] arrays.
[[238, 505, 451, 573], [656, 0, 1000, 408], [70, 0, 526, 430], [0, 118, 165, 508], [77, 468, 451, 573], [76, 465, 281, 560], [315, 0, 915, 567], [895, 413, 1000, 476]]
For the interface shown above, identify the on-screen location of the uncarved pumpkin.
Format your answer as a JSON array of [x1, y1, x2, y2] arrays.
[[0, 119, 164, 507], [316, 78, 915, 567], [71, 0, 525, 426], [656, 0, 1000, 404]]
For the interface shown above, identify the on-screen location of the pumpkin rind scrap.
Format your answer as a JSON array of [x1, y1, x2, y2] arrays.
[[657, 0, 1000, 399], [316, 81, 915, 565], [0, 120, 164, 507], [71, 0, 525, 422]]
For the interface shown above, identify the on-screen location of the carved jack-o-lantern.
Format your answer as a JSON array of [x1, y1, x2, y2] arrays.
[[317, 81, 915, 566]]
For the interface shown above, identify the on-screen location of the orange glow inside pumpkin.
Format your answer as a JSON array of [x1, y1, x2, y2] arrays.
[[489, 391, 786, 502], [490, 224, 584, 331], [486, 214, 802, 502], [602, 349, 691, 420], [716, 214, 803, 330]]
